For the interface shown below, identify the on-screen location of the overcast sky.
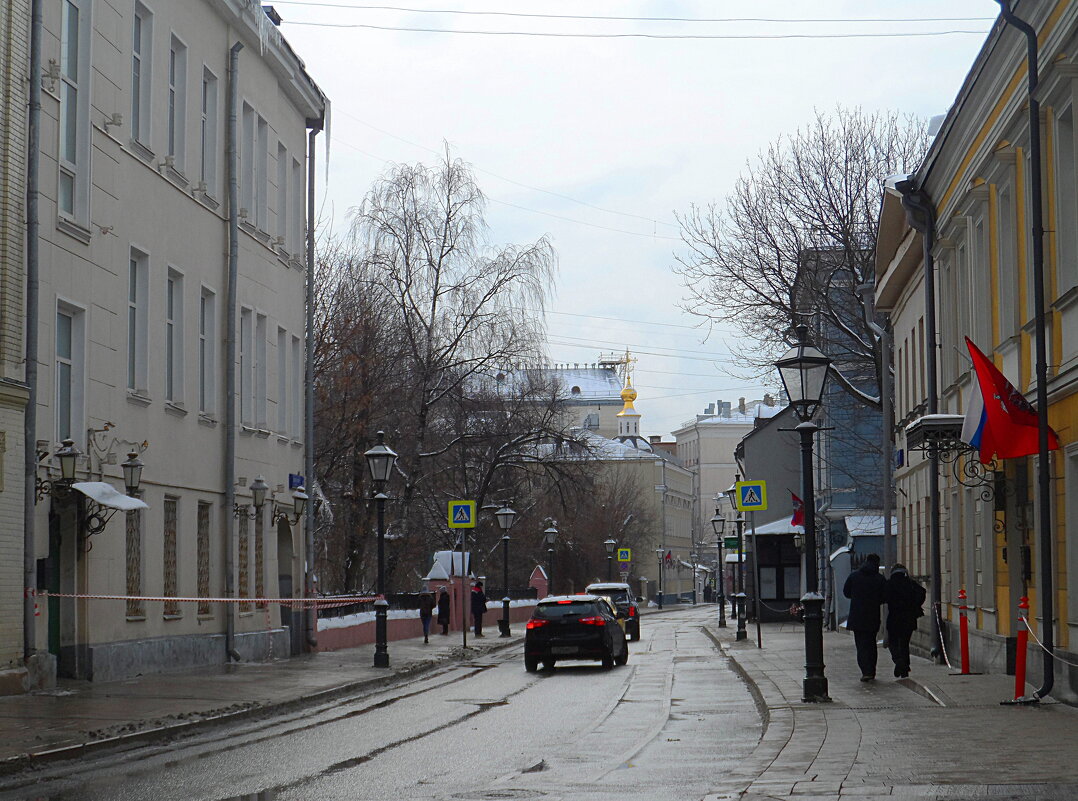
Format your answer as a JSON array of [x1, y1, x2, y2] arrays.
[[275, 0, 996, 437]]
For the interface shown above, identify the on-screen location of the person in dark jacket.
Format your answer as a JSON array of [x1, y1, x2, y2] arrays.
[[884, 563, 926, 678], [471, 581, 488, 637], [843, 553, 887, 681], [437, 588, 451, 635], [418, 590, 436, 644]]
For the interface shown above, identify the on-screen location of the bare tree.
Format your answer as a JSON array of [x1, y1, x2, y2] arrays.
[[675, 106, 928, 408]]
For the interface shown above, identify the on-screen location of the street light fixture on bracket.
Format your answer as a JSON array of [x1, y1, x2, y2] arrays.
[[234, 475, 269, 519], [543, 523, 559, 596], [604, 538, 617, 581], [270, 485, 309, 527], [723, 482, 749, 642], [494, 504, 518, 637], [776, 323, 832, 703]]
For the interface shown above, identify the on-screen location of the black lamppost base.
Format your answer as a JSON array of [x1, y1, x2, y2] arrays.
[[374, 600, 390, 668], [734, 592, 748, 640], [801, 592, 830, 702], [717, 593, 727, 628], [499, 598, 511, 637]]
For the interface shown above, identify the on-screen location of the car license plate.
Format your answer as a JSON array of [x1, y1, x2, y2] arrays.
[[551, 646, 578, 655]]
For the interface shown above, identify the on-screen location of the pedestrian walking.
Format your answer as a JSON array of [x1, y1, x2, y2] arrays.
[[471, 581, 488, 637], [437, 587, 451, 635], [884, 563, 926, 678], [418, 589, 435, 644], [843, 553, 886, 681]]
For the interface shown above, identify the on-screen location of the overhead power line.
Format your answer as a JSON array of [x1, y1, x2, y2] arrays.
[[281, 20, 990, 40], [272, 3, 995, 26]]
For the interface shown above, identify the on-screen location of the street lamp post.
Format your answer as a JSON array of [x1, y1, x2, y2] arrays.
[[604, 538, 617, 581], [690, 550, 699, 605], [655, 548, 664, 609], [495, 505, 517, 637], [710, 509, 727, 628], [776, 324, 832, 703], [364, 431, 398, 669], [544, 524, 559, 596], [733, 512, 747, 641]]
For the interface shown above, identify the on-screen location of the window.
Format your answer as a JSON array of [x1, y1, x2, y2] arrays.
[[199, 288, 216, 414], [197, 502, 211, 615], [59, 0, 91, 223], [256, 116, 268, 230], [199, 69, 218, 192], [126, 507, 144, 618], [1057, 106, 1078, 293], [292, 157, 304, 257], [255, 314, 268, 426], [291, 335, 302, 437], [167, 36, 187, 170], [163, 497, 180, 616], [240, 308, 253, 425], [276, 143, 288, 246], [55, 305, 84, 442], [131, 3, 153, 146], [165, 270, 184, 402], [241, 103, 254, 216], [128, 249, 149, 392], [277, 327, 288, 433]]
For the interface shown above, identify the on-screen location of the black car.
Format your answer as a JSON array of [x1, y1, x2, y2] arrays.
[[524, 594, 629, 672], [585, 582, 641, 641]]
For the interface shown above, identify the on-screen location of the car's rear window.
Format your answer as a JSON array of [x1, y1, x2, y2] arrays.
[[589, 588, 631, 604], [534, 601, 602, 619]]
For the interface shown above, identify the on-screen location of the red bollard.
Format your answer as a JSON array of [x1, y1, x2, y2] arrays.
[[1014, 595, 1029, 700], [958, 588, 970, 675]]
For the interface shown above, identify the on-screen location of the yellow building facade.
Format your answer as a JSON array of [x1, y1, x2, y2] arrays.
[[876, 1, 1078, 699]]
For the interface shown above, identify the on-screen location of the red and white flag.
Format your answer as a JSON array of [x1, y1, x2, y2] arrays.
[[790, 492, 805, 527], [965, 337, 1059, 463]]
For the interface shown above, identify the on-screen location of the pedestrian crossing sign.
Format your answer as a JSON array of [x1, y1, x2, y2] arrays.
[[734, 481, 767, 512], [617, 548, 631, 562], [448, 500, 477, 529]]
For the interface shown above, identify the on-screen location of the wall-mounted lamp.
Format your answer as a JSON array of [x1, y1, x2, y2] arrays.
[[234, 475, 269, 518], [271, 485, 308, 527]]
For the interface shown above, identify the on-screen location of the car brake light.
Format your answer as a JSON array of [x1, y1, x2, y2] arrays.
[[578, 616, 606, 626], [556, 599, 574, 604], [526, 619, 549, 630], [628, 606, 637, 617]]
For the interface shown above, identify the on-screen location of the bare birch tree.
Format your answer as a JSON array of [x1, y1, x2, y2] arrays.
[[675, 106, 928, 408]]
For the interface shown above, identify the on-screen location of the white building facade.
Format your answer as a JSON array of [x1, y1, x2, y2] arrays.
[[31, 0, 325, 682]]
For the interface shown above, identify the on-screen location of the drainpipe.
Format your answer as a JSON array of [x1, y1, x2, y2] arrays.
[[224, 40, 243, 662], [895, 180, 943, 661], [997, 0, 1054, 699], [23, 0, 43, 662], [304, 118, 322, 650]]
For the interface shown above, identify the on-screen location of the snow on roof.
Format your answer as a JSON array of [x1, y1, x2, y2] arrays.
[[550, 367, 624, 400], [751, 517, 803, 535], [845, 515, 897, 537]]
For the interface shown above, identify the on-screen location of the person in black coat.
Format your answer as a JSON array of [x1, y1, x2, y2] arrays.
[[437, 588, 451, 635], [884, 563, 926, 678], [471, 581, 488, 637], [843, 553, 886, 681]]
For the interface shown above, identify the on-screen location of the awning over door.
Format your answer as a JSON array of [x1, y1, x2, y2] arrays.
[[71, 481, 149, 511]]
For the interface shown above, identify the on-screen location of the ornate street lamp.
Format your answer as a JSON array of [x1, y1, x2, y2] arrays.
[[271, 485, 309, 527], [711, 508, 727, 628], [495, 505, 517, 637], [604, 538, 617, 581], [364, 431, 398, 668], [56, 439, 80, 482], [544, 524, 559, 596], [776, 324, 833, 702], [655, 548, 665, 609], [724, 483, 749, 641], [121, 451, 144, 496]]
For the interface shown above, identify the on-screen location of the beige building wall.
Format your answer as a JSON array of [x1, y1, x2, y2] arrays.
[[31, 0, 324, 681], [0, 0, 31, 680]]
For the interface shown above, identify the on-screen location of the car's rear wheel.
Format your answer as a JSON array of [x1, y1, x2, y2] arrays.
[[525, 656, 539, 673]]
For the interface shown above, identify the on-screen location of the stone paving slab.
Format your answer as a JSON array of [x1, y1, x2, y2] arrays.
[[707, 620, 1078, 801]]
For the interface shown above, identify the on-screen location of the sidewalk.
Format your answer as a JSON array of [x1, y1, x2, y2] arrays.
[[704, 619, 1078, 800], [0, 629, 522, 774]]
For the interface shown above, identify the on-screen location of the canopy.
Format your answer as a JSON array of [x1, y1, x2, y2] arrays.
[[71, 481, 148, 511]]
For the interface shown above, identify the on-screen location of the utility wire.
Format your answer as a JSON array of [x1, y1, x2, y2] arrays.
[[271, 2, 995, 25], [535, 308, 698, 330], [337, 109, 678, 230], [281, 20, 990, 40]]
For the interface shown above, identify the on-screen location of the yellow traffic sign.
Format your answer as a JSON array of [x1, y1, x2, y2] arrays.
[[734, 480, 767, 512], [448, 500, 476, 528]]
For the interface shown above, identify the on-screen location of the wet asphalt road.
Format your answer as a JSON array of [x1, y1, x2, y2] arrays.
[[0, 607, 761, 801]]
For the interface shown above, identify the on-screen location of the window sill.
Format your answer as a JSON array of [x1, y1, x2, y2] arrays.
[[1053, 283, 1078, 313], [162, 164, 189, 187], [129, 138, 155, 163], [198, 413, 218, 427], [56, 216, 92, 245], [277, 434, 291, 444], [254, 428, 271, 439], [291, 439, 304, 448], [197, 612, 215, 621], [163, 613, 183, 621], [240, 424, 257, 436], [197, 192, 220, 212], [126, 615, 147, 623], [164, 401, 188, 417], [126, 391, 153, 407], [238, 610, 255, 618]]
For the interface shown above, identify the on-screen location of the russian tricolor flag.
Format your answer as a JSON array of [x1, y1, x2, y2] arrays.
[[960, 377, 987, 455]]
